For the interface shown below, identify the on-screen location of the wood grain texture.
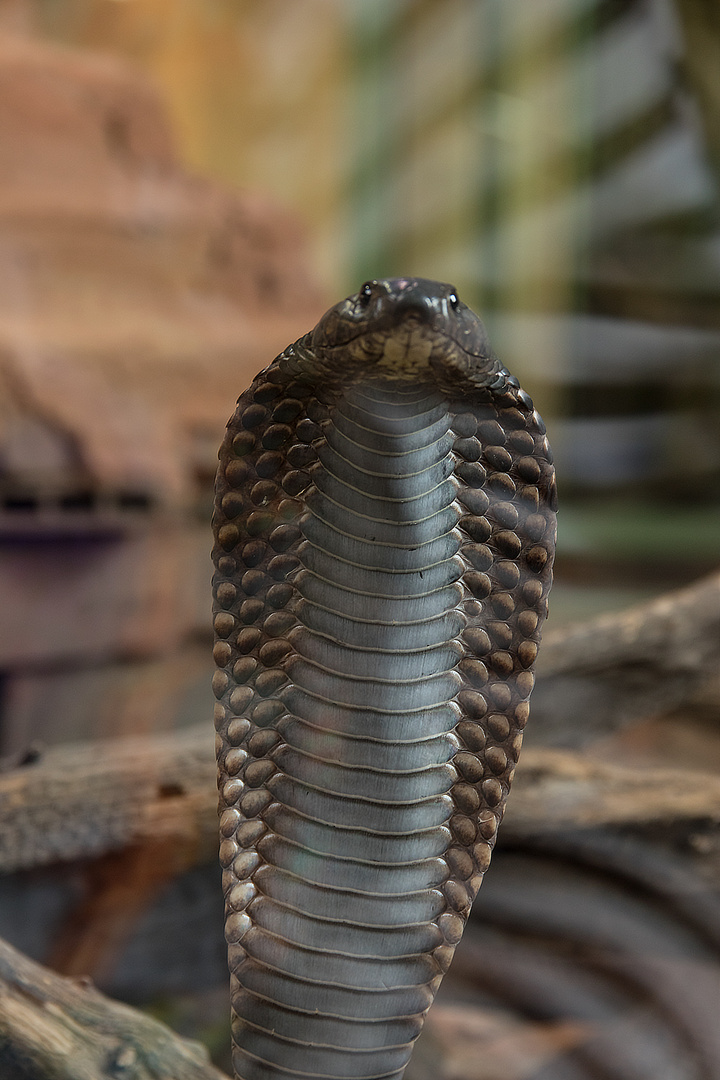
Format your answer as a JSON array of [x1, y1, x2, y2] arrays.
[[0, 935, 229, 1080]]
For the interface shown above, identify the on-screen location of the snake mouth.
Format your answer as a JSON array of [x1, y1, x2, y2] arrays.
[[321, 318, 487, 356], [316, 324, 498, 390], [376, 322, 446, 375], [323, 321, 489, 363]]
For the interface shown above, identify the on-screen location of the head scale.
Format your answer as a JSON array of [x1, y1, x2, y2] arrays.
[[307, 277, 501, 389]]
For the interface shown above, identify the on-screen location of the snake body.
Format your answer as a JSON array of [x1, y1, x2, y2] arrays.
[[212, 278, 556, 1080]]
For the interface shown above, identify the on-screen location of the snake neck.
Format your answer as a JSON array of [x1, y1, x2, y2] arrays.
[[287, 376, 465, 748]]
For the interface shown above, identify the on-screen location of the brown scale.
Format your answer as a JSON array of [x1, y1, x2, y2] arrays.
[[420, 398, 557, 931], [211, 352, 359, 993]]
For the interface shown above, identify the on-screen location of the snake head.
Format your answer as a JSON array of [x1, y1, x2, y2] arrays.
[[308, 277, 505, 390]]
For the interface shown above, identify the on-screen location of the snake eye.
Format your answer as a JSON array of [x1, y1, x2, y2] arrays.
[[448, 292, 459, 310], [358, 281, 374, 305]]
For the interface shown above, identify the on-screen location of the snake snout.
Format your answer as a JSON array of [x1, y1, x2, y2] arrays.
[[391, 286, 437, 325]]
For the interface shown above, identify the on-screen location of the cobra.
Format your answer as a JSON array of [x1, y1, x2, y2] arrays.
[[212, 277, 557, 1080]]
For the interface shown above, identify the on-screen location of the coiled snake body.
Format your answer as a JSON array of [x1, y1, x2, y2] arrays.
[[212, 278, 557, 1079]]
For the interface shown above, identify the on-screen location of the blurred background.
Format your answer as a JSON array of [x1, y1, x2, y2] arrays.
[[0, 1, 718, 1078]]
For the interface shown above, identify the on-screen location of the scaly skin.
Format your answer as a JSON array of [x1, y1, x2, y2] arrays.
[[212, 278, 557, 1080]]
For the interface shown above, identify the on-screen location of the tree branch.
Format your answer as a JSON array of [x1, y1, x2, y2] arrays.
[[0, 935, 230, 1080], [531, 569, 720, 745], [2, 731, 719, 877], [0, 726, 218, 874]]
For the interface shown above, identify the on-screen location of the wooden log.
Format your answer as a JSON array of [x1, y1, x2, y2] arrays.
[[504, 747, 720, 836], [0, 934, 229, 1080], [531, 569, 720, 745], [0, 725, 218, 874], [1, 571, 717, 873], [2, 724, 719, 878]]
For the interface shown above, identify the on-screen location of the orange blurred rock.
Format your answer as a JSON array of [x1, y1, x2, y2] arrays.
[[0, 32, 326, 503]]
